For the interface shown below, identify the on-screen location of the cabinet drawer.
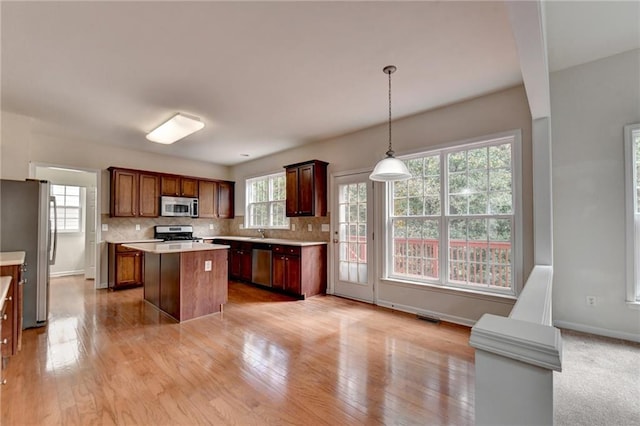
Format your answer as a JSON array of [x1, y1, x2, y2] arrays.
[[272, 245, 301, 256]]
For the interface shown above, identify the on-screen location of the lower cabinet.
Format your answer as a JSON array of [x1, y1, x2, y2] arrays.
[[108, 243, 144, 289], [272, 246, 301, 294], [213, 239, 326, 299], [0, 264, 22, 359]]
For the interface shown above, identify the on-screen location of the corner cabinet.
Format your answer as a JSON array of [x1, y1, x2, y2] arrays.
[[284, 160, 328, 217], [108, 243, 144, 289], [109, 168, 160, 217]]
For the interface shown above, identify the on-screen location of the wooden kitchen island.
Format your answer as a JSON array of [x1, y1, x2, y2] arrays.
[[123, 242, 229, 322]]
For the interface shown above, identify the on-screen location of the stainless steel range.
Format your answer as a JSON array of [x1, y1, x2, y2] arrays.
[[154, 225, 203, 242]]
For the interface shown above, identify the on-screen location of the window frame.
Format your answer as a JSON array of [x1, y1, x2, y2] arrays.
[[51, 184, 83, 233], [624, 123, 640, 304], [383, 130, 523, 297], [245, 171, 290, 230]]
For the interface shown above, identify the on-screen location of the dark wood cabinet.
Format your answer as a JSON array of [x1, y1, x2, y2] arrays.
[[0, 263, 23, 359], [230, 242, 252, 282], [161, 175, 199, 197], [109, 167, 160, 217], [272, 247, 301, 294], [108, 244, 144, 289], [217, 181, 235, 219], [199, 180, 235, 219], [284, 160, 328, 217]]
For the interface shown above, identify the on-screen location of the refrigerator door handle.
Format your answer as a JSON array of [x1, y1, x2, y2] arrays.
[[49, 196, 58, 266]]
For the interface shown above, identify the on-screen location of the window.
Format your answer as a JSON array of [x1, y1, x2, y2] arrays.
[[624, 123, 640, 303], [246, 172, 289, 229], [51, 184, 82, 232], [387, 133, 520, 295]]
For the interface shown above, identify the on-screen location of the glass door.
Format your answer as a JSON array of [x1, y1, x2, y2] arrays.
[[333, 173, 374, 302]]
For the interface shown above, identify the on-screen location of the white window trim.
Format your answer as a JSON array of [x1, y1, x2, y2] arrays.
[[244, 171, 290, 230], [624, 123, 640, 305], [383, 129, 523, 297]]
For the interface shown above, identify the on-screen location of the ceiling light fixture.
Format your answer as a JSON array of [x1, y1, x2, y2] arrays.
[[146, 113, 205, 144], [369, 65, 411, 182]]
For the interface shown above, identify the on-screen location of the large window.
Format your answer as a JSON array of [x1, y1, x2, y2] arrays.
[[246, 172, 289, 229], [387, 133, 520, 295], [624, 123, 640, 303], [51, 184, 82, 232]]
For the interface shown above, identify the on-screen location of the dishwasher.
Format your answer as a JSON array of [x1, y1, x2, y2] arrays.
[[251, 245, 272, 287]]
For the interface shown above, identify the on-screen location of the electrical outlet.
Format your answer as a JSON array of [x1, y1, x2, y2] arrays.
[[101, 224, 108, 231], [291, 224, 296, 231], [586, 296, 597, 307], [209, 223, 214, 230], [204, 260, 212, 271], [308, 224, 313, 232], [239, 224, 244, 230], [135, 224, 140, 231], [321, 224, 330, 232]]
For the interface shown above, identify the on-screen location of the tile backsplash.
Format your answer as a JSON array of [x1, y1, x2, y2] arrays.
[[100, 214, 330, 242]]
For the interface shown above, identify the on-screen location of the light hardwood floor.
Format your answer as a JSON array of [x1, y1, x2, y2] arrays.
[[2, 276, 474, 425]]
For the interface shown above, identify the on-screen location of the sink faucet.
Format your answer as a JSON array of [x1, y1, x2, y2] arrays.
[[257, 228, 266, 239]]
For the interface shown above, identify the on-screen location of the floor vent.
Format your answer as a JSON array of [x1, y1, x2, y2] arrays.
[[416, 313, 440, 324]]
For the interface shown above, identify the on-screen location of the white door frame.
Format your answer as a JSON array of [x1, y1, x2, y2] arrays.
[[29, 162, 102, 289], [329, 169, 376, 303]]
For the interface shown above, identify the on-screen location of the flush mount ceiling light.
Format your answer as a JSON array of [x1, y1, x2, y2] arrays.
[[369, 65, 411, 182], [146, 113, 205, 144]]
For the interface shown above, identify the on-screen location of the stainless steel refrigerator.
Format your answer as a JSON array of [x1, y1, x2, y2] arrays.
[[0, 179, 57, 328]]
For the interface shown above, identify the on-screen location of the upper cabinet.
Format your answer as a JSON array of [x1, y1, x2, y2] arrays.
[[109, 167, 160, 217], [109, 167, 234, 218], [199, 180, 235, 219], [161, 175, 198, 197], [284, 160, 328, 217]]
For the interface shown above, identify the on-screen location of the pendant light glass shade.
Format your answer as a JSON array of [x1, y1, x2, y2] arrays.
[[369, 155, 412, 182], [369, 65, 411, 182]]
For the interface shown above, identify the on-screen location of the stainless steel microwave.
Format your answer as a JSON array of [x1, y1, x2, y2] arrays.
[[160, 196, 198, 217]]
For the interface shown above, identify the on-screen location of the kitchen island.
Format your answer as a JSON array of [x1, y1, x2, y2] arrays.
[[122, 242, 229, 322]]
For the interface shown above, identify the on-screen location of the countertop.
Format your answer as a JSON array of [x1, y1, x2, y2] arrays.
[[0, 276, 11, 304], [104, 239, 163, 244], [208, 236, 328, 247], [122, 242, 230, 254], [0, 251, 26, 267]]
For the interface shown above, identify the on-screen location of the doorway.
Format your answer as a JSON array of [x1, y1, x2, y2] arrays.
[[31, 164, 99, 285], [332, 172, 375, 303]]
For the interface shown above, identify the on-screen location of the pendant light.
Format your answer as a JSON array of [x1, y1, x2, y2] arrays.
[[369, 65, 411, 182]]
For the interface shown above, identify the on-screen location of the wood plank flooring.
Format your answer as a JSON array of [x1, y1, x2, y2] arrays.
[[2, 276, 474, 425]]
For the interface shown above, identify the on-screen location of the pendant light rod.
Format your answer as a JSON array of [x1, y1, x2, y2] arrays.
[[384, 65, 396, 157], [369, 64, 412, 182]]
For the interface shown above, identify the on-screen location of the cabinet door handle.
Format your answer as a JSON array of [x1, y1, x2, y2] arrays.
[[2, 338, 8, 345], [2, 314, 6, 321], [1, 379, 6, 385], [5, 296, 11, 302]]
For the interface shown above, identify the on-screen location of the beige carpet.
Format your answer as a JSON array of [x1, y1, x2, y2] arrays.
[[555, 329, 640, 425]]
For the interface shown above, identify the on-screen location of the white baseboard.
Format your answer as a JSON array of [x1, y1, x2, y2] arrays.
[[50, 270, 84, 278], [553, 320, 640, 343], [376, 299, 476, 327]]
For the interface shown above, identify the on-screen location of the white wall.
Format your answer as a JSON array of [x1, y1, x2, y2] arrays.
[[234, 85, 534, 324], [551, 49, 640, 340]]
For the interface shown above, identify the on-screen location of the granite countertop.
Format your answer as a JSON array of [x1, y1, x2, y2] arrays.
[[104, 239, 164, 244], [122, 242, 230, 254], [0, 276, 11, 304], [0, 251, 26, 267], [206, 236, 327, 247]]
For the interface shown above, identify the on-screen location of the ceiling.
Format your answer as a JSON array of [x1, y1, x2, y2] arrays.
[[2, 2, 638, 167]]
